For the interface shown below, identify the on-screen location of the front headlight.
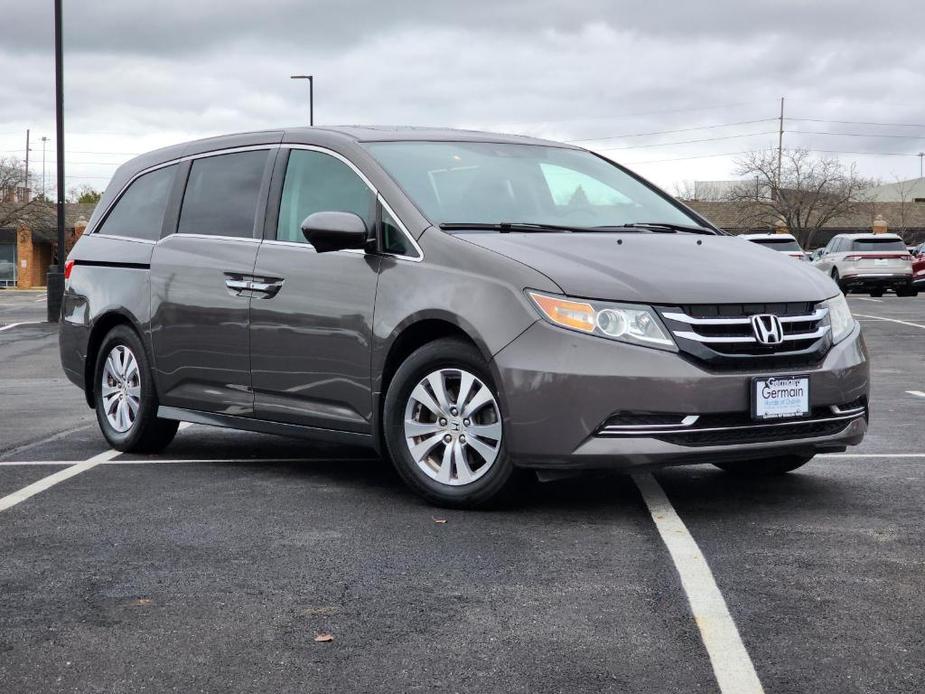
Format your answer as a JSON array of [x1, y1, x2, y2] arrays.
[[527, 291, 677, 351], [821, 294, 855, 344]]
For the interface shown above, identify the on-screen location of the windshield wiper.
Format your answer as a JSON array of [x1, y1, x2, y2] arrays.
[[615, 222, 718, 235], [440, 222, 585, 233]]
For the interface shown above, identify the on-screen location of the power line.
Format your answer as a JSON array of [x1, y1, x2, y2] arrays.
[[789, 117, 925, 129], [787, 129, 925, 140], [596, 130, 778, 151], [624, 150, 754, 165], [620, 147, 922, 165], [565, 118, 777, 143]]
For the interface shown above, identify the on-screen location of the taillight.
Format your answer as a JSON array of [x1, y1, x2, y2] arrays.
[[64, 259, 75, 280], [844, 255, 862, 261]]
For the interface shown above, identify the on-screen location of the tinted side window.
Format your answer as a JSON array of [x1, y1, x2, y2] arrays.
[[382, 208, 414, 256], [97, 165, 176, 241], [178, 150, 268, 238], [277, 150, 374, 244]]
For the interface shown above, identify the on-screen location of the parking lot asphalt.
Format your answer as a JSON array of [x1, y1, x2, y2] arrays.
[[1, 289, 923, 693]]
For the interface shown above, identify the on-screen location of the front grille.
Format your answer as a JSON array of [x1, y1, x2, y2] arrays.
[[658, 302, 832, 370]]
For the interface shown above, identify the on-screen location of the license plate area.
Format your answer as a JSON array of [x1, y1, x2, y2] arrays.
[[752, 376, 810, 420]]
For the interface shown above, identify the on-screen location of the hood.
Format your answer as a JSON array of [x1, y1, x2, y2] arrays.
[[456, 232, 838, 304]]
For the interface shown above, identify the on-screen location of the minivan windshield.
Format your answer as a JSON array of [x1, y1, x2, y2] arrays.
[[365, 142, 702, 230]]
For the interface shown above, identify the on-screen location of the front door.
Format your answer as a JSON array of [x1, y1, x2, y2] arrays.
[[150, 148, 274, 415], [249, 147, 380, 432]]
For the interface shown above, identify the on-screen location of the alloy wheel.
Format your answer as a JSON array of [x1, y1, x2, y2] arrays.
[[101, 344, 141, 433], [403, 368, 502, 486]]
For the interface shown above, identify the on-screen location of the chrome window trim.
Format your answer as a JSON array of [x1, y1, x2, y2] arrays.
[[157, 233, 261, 245], [86, 233, 156, 246], [88, 141, 424, 261], [88, 145, 280, 236]]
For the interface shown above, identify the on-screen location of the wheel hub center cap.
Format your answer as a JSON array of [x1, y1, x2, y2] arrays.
[[449, 419, 462, 432]]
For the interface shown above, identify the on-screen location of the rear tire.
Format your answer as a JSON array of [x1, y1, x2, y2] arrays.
[[830, 268, 847, 293], [93, 325, 179, 453], [713, 454, 814, 476], [383, 338, 520, 508], [896, 285, 917, 297]]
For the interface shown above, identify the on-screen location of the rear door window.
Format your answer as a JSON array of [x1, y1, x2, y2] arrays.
[[178, 150, 269, 238], [96, 164, 177, 241]]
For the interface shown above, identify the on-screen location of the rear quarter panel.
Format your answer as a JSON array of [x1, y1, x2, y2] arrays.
[[60, 234, 154, 394]]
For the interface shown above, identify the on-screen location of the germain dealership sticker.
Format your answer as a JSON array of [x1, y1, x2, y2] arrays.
[[753, 376, 810, 420]]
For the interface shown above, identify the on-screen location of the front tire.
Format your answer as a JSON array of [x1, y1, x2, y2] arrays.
[[93, 325, 179, 453], [869, 288, 884, 297], [383, 338, 519, 508], [713, 454, 814, 476]]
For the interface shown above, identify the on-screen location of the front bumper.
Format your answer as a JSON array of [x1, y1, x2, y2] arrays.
[[492, 320, 869, 470]]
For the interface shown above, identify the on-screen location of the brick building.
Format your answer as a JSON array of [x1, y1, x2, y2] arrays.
[[0, 203, 97, 288]]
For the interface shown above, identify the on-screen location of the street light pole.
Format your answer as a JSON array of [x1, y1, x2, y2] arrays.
[[290, 75, 314, 126], [41, 136, 48, 199], [919, 152, 924, 179], [47, 0, 66, 322]]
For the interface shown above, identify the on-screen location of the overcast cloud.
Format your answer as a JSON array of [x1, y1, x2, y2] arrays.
[[2, 0, 924, 194]]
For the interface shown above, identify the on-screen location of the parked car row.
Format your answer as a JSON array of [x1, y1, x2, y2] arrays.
[[741, 232, 919, 297]]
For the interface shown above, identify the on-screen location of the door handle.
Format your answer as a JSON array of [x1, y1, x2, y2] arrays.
[[224, 274, 284, 298], [225, 279, 251, 292], [249, 279, 284, 298]]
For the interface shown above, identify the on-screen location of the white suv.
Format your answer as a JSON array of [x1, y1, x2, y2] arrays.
[[813, 233, 916, 297]]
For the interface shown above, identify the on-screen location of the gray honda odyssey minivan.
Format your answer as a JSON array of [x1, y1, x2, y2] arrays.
[[60, 126, 869, 507]]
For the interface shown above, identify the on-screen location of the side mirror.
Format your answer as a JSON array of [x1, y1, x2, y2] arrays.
[[300, 211, 368, 253]]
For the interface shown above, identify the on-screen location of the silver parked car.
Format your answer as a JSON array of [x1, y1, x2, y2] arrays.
[[812, 233, 916, 297]]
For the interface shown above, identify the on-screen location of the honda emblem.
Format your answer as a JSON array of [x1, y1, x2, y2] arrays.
[[750, 314, 784, 345]]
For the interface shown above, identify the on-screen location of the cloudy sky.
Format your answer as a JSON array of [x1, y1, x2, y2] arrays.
[[2, 0, 924, 197]]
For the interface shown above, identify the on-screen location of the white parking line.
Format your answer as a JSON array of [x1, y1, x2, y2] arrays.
[[906, 391, 925, 398], [854, 313, 925, 330], [0, 321, 42, 332], [0, 423, 192, 511], [0, 448, 120, 512], [0, 457, 379, 466], [852, 297, 883, 303], [633, 473, 764, 694]]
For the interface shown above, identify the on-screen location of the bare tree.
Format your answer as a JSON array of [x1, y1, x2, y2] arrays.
[[0, 156, 53, 230], [890, 174, 916, 240], [672, 180, 697, 201], [727, 148, 875, 247]]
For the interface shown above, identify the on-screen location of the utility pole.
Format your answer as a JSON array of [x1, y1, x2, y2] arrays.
[[47, 0, 66, 322], [919, 152, 924, 179], [24, 129, 30, 201], [41, 136, 48, 199], [776, 96, 784, 190], [290, 75, 314, 126]]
